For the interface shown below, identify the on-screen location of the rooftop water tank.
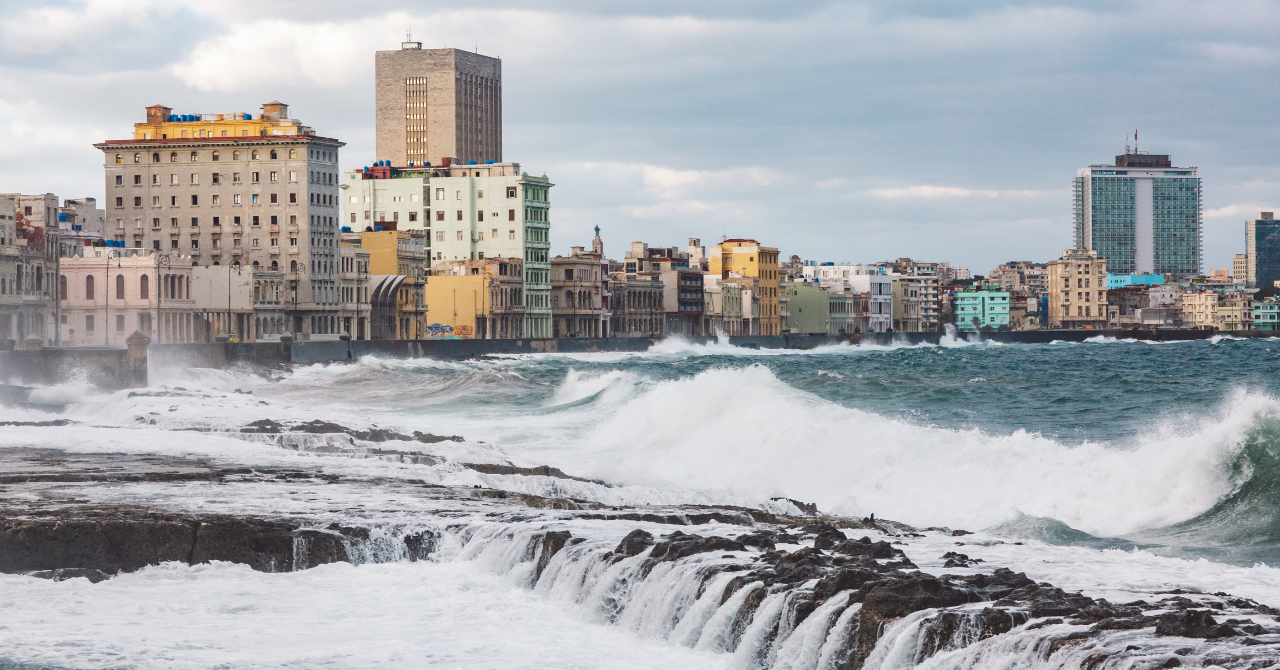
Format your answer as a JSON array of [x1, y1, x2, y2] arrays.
[[467, 160, 477, 165]]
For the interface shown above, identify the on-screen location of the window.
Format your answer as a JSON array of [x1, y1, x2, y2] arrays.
[[170, 196, 177, 206], [134, 174, 142, 185], [436, 210, 445, 222], [212, 152, 220, 161], [456, 210, 463, 221], [191, 195, 198, 206], [212, 195, 220, 205], [233, 151, 240, 160], [252, 172, 260, 183], [170, 174, 178, 185], [289, 171, 297, 183], [252, 151, 259, 160], [436, 188, 444, 201], [271, 237, 278, 246], [170, 152, 178, 163], [269, 150, 277, 160], [436, 231, 444, 242], [252, 194, 259, 204], [171, 239, 178, 249], [289, 215, 296, 225], [192, 239, 199, 249], [115, 153, 123, 164], [288, 192, 297, 204], [290, 237, 297, 246], [270, 193, 278, 204], [456, 190, 461, 200], [252, 216, 260, 226], [270, 172, 278, 182], [212, 173, 220, 185], [190, 151, 198, 162], [115, 196, 123, 207], [409, 211, 417, 222], [509, 209, 515, 221], [289, 149, 296, 159], [152, 174, 158, 185], [270, 215, 278, 225], [115, 176, 123, 186], [478, 210, 484, 222], [133, 196, 142, 207], [86, 315, 94, 332], [507, 187, 517, 198], [253, 238, 260, 247], [233, 194, 241, 205], [509, 230, 516, 240], [191, 217, 199, 227], [191, 173, 199, 185], [152, 153, 160, 163], [477, 190, 484, 199]]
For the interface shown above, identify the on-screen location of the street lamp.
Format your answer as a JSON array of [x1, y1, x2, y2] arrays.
[[154, 253, 170, 343], [225, 263, 242, 341], [105, 249, 121, 347]]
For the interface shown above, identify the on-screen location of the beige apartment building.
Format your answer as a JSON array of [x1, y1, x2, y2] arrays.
[[551, 247, 606, 338], [609, 272, 664, 337], [94, 102, 346, 339], [1048, 248, 1108, 329], [375, 41, 501, 168], [1, 194, 60, 345], [1182, 291, 1220, 330]]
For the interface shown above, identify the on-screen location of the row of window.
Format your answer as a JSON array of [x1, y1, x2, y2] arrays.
[[115, 149, 331, 164]]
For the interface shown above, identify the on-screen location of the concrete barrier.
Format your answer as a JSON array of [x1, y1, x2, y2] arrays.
[[0, 332, 149, 390]]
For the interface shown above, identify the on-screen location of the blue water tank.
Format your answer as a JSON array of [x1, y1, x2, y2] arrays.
[[363, 166, 369, 172], [243, 113, 252, 120], [341, 226, 352, 233], [485, 160, 495, 164], [58, 213, 68, 222], [374, 226, 384, 231], [467, 160, 477, 165], [423, 162, 431, 167]]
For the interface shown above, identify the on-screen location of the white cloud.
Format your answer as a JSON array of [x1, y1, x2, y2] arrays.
[[1205, 203, 1276, 219]]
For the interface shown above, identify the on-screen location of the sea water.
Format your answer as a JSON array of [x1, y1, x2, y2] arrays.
[[2, 335, 1280, 668]]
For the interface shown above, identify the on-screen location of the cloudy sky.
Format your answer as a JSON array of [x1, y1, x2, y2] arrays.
[[2, 0, 1277, 272]]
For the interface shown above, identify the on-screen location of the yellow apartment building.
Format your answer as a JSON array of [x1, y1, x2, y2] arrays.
[[709, 239, 780, 335], [425, 258, 525, 338]]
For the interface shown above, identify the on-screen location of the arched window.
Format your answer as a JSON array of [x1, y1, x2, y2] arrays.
[[252, 260, 260, 267], [139, 274, 149, 300], [170, 152, 178, 162], [116, 274, 125, 299], [288, 149, 296, 159], [269, 150, 277, 160], [85, 275, 95, 300], [133, 153, 141, 163], [251, 151, 259, 160], [152, 153, 160, 163], [114, 153, 122, 164], [59, 275, 67, 300], [190, 151, 198, 162], [270, 260, 278, 271], [565, 291, 575, 309], [290, 260, 297, 273], [232, 151, 240, 160], [212, 151, 220, 162]]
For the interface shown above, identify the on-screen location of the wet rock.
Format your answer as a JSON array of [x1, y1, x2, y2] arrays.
[[1092, 616, 1159, 630], [648, 531, 745, 562], [26, 567, 112, 583], [941, 551, 984, 568], [735, 531, 777, 552], [532, 530, 571, 583], [190, 518, 299, 572], [803, 522, 847, 550], [770, 547, 833, 584], [1160, 658, 1181, 668], [0, 518, 196, 573], [614, 529, 654, 557], [812, 567, 881, 602], [403, 530, 437, 561], [1155, 610, 1239, 639], [854, 573, 975, 667], [831, 536, 901, 560], [919, 607, 1029, 659]]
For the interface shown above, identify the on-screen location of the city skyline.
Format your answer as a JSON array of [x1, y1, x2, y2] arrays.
[[0, 1, 1277, 272]]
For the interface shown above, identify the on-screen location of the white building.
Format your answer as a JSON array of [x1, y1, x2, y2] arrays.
[[802, 263, 879, 288], [847, 274, 892, 333], [341, 161, 552, 337], [58, 249, 198, 346]]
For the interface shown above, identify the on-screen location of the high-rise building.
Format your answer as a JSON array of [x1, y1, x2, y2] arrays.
[[375, 41, 501, 168], [1073, 149, 1201, 276], [1246, 211, 1280, 289], [94, 102, 347, 340]]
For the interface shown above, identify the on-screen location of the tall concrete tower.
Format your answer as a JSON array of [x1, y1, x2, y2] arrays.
[[375, 40, 502, 168]]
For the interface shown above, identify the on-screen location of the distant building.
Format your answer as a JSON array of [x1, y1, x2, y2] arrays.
[[1073, 148, 1201, 276], [425, 257, 524, 339], [709, 239, 780, 335], [988, 261, 1048, 295], [1234, 253, 1249, 283], [782, 282, 829, 334], [1255, 298, 1280, 331], [1048, 248, 1108, 329], [1218, 293, 1253, 331], [551, 247, 606, 338], [345, 229, 428, 339], [846, 274, 892, 333], [1245, 212, 1280, 289], [59, 249, 197, 346], [1107, 273, 1165, 290], [375, 42, 501, 168], [955, 289, 1010, 331], [608, 273, 664, 338], [1182, 291, 1219, 330]]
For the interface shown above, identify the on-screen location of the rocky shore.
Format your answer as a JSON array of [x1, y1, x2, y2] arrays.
[[2, 419, 1279, 669]]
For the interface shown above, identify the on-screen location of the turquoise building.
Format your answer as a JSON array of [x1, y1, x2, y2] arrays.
[[955, 290, 1010, 331], [1106, 273, 1166, 290], [1255, 300, 1280, 331]]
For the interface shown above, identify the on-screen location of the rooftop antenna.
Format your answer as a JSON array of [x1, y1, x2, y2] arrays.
[[1125, 134, 1130, 155], [1134, 128, 1139, 154]]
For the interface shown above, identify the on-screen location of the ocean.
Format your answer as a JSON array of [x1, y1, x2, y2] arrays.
[[2, 334, 1279, 668]]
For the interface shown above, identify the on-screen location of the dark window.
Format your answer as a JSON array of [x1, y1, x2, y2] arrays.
[[140, 275, 149, 299], [115, 274, 124, 299], [85, 275, 95, 300]]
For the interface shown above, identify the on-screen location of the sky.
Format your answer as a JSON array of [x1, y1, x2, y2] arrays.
[[1, 0, 1277, 273]]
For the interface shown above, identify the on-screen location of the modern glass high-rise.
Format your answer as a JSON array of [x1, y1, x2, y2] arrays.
[[1073, 151, 1201, 276], [1246, 212, 1280, 289]]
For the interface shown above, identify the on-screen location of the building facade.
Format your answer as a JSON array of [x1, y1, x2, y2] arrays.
[[955, 290, 1011, 331], [782, 282, 829, 334], [425, 258, 524, 338], [94, 102, 346, 340], [1181, 291, 1219, 330], [709, 239, 780, 335], [1073, 150, 1201, 276], [551, 247, 606, 338], [1246, 212, 1280, 289], [1048, 248, 1108, 329], [608, 273, 664, 338], [375, 42, 501, 168], [59, 249, 197, 346], [1255, 299, 1279, 331]]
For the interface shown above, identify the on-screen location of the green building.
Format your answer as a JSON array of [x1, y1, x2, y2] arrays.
[[1255, 300, 1280, 331], [782, 283, 830, 334], [955, 290, 1010, 331]]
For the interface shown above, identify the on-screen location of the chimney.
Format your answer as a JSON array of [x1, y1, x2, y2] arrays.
[[146, 105, 172, 125], [261, 101, 289, 121]]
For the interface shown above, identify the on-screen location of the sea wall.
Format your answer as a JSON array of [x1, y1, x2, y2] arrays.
[[0, 333, 148, 390]]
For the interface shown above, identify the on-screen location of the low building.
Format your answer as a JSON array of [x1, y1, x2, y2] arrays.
[[344, 228, 428, 339], [1218, 293, 1253, 331], [1107, 273, 1166, 290], [551, 247, 605, 338], [709, 239, 780, 335], [659, 268, 704, 336], [954, 289, 1010, 331], [1048, 248, 1108, 329], [425, 258, 525, 338], [827, 290, 855, 335], [1254, 298, 1279, 331], [782, 282, 829, 334], [60, 249, 198, 346], [847, 275, 892, 333], [608, 272, 664, 338], [1181, 291, 1218, 330]]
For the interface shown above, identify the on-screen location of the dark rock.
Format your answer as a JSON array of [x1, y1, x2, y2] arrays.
[[1092, 616, 1159, 630], [803, 522, 847, 550], [0, 518, 196, 573], [532, 530, 571, 583], [919, 607, 1029, 659], [26, 567, 112, 583], [941, 551, 983, 568], [1027, 618, 1064, 630], [735, 531, 777, 552], [1154, 610, 1239, 639], [831, 536, 901, 560], [614, 529, 654, 557], [648, 531, 745, 562], [403, 531, 437, 561], [770, 547, 833, 584], [1082, 652, 1111, 670], [854, 573, 974, 667], [190, 519, 299, 572], [1161, 658, 1181, 668], [813, 567, 881, 602]]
